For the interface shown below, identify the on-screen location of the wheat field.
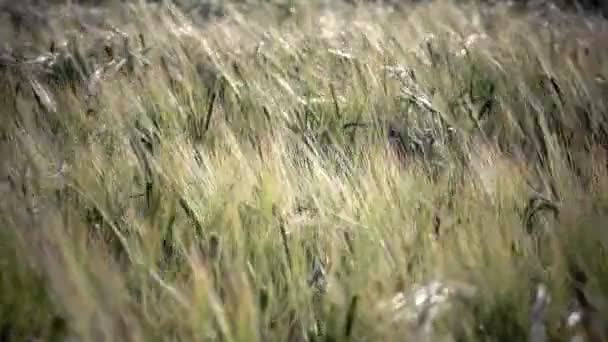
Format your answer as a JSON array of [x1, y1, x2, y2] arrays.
[[1, 1, 608, 341]]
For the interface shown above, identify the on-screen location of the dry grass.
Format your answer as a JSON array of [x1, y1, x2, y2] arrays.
[[1, 1, 608, 341]]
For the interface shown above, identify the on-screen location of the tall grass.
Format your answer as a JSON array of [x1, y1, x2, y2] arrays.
[[1, 1, 608, 341]]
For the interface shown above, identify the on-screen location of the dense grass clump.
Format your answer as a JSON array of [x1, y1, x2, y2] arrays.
[[1, 0, 608, 341]]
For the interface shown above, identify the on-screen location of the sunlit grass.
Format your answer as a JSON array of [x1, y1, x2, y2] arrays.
[[1, 1, 608, 341]]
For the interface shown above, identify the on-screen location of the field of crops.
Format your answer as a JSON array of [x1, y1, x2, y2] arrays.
[[1, 1, 608, 341]]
